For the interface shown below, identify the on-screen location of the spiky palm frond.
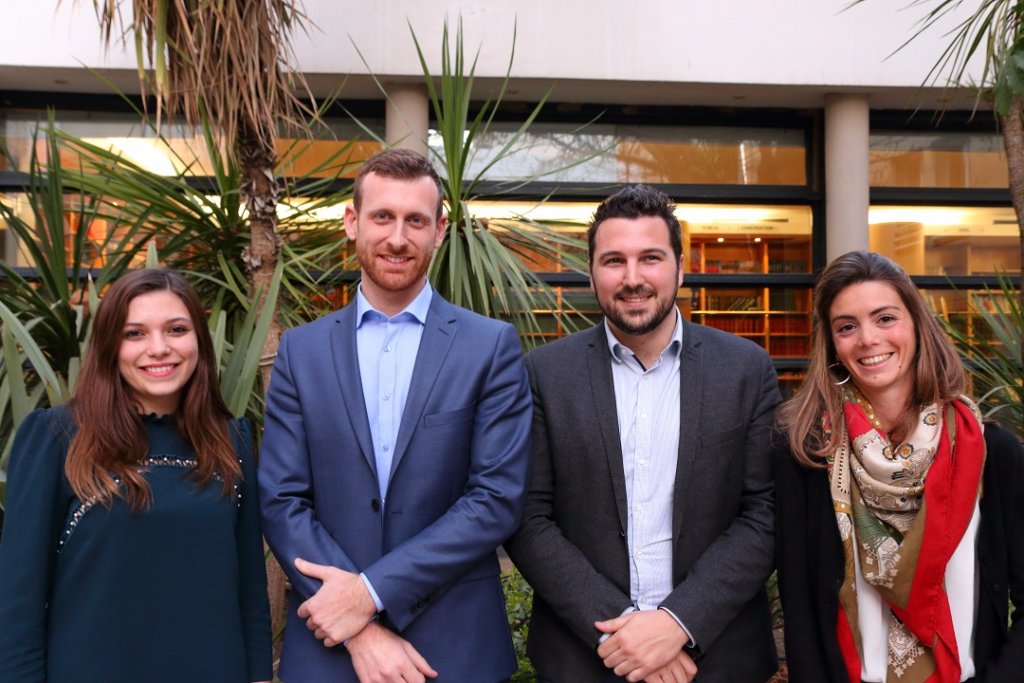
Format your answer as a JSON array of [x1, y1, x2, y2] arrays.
[[940, 276, 1023, 438], [416, 20, 606, 344], [80, 0, 317, 161], [850, 2, 1017, 77], [348, 19, 606, 345], [40, 116, 355, 328]]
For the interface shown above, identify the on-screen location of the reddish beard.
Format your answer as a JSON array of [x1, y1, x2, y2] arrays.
[[357, 247, 433, 294]]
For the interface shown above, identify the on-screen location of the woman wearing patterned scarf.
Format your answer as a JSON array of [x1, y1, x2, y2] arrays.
[[774, 251, 1024, 683]]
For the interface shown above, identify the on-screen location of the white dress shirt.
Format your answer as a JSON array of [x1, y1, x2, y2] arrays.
[[604, 313, 692, 641]]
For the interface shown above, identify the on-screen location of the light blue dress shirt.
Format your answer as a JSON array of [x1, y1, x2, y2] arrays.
[[604, 311, 695, 644], [356, 282, 433, 502], [355, 281, 433, 613]]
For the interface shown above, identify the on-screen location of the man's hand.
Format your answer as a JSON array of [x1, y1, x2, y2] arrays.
[[347, 621, 438, 683], [295, 557, 378, 647], [595, 609, 689, 682], [643, 649, 698, 683]]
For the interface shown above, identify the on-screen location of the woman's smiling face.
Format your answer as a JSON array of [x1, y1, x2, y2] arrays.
[[117, 290, 199, 415], [829, 280, 917, 407]]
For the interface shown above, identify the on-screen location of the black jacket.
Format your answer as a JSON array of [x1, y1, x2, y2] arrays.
[[507, 321, 780, 682], [774, 423, 1024, 682]]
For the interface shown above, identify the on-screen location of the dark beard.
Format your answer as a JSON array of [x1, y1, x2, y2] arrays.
[[601, 287, 676, 336]]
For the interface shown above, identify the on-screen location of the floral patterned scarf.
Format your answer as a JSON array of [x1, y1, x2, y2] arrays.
[[827, 391, 985, 683]]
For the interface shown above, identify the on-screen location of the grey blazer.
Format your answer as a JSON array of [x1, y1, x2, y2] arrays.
[[506, 320, 780, 682]]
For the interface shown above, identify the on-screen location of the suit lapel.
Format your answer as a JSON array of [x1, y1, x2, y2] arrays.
[[587, 326, 629, 535], [389, 295, 457, 484], [673, 321, 703, 541], [330, 304, 377, 479]]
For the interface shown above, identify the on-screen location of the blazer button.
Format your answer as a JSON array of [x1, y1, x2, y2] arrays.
[[371, 498, 381, 512]]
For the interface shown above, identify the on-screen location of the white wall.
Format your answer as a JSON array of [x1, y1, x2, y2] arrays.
[[0, 1, 985, 107]]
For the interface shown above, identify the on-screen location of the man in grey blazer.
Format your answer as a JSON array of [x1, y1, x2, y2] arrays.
[[506, 185, 779, 682]]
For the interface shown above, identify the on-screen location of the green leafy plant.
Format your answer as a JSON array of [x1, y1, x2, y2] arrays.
[[350, 19, 606, 345], [939, 276, 1023, 438], [0, 291, 93, 471], [848, 0, 1024, 302], [40, 112, 356, 332], [0, 126, 289, 505], [79, 0, 322, 354], [501, 565, 535, 681], [0, 120, 158, 374]]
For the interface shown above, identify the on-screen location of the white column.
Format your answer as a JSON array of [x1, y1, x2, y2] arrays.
[[824, 94, 870, 261], [384, 84, 429, 157]]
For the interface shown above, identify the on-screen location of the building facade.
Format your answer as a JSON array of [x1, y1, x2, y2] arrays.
[[0, 1, 1017, 381]]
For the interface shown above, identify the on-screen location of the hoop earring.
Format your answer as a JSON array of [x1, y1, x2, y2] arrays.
[[828, 362, 851, 386]]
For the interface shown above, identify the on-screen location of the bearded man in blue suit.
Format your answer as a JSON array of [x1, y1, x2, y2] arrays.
[[260, 148, 532, 683]]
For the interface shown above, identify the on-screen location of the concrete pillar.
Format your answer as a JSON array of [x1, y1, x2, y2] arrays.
[[385, 84, 429, 157], [824, 94, 870, 261]]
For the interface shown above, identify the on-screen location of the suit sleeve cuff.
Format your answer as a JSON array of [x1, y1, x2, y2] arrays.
[[360, 572, 385, 613], [658, 605, 697, 650]]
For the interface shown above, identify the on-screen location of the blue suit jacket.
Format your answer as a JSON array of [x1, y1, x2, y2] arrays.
[[259, 292, 532, 683]]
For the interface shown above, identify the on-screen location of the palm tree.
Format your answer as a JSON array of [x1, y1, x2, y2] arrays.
[[850, 1, 1024, 300], [351, 19, 601, 345], [77, 0, 318, 374], [851, 1, 1024, 435], [74, 1, 322, 653]]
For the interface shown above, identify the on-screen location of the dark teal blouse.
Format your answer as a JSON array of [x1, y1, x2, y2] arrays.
[[0, 407, 272, 683]]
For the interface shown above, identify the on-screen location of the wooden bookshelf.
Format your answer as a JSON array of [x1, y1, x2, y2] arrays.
[[689, 237, 812, 358]]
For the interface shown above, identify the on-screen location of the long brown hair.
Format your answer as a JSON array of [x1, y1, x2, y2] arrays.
[[776, 251, 966, 467], [65, 269, 241, 510]]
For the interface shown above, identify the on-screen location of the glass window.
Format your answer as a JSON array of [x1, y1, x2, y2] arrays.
[[869, 206, 1020, 275], [683, 204, 813, 273], [0, 189, 351, 271], [0, 191, 153, 269], [2, 112, 383, 178], [925, 287, 1012, 373], [615, 125, 806, 186], [430, 123, 807, 185], [683, 204, 813, 358], [0, 194, 18, 266], [869, 131, 1007, 189]]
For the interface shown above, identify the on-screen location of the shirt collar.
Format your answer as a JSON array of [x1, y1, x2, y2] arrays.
[[604, 309, 683, 365], [356, 281, 434, 327]]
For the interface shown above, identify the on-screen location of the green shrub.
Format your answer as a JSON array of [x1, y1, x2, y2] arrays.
[[502, 565, 535, 681]]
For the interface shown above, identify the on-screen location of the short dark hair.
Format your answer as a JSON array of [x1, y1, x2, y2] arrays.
[[587, 184, 682, 266], [352, 148, 445, 219]]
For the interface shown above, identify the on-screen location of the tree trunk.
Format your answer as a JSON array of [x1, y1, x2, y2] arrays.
[[237, 122, 289, 662], [238, 124, 284, 386], [999, 96, 1024, 436]]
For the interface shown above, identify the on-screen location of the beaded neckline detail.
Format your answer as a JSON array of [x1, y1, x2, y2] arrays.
[[58, 455, 242, 553]]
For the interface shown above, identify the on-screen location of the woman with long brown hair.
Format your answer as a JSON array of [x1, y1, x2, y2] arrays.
[[774, 251, 1023, 683], [0, 269, 271, 683]]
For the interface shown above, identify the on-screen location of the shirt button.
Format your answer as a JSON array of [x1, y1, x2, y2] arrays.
[[639, 458, 646, 465], [383, 393, 390, 400], [384, 345, 391, 352], [383, 444, 390, 452]]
